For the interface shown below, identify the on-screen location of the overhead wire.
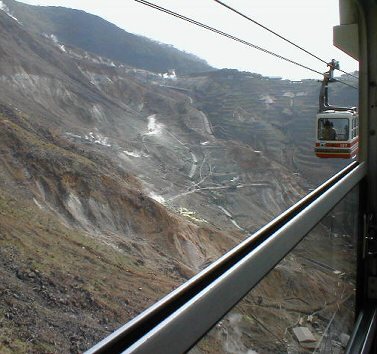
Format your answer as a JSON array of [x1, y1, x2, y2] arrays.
[[133, 0, 322, 75], [133, 0, 358, 89], [213, 0, 359, 80], [332, 78, 358, 89]]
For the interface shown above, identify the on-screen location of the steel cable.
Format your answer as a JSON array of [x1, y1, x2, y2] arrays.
[[213, 0, 359, 80], [133, 0, 358, 89]]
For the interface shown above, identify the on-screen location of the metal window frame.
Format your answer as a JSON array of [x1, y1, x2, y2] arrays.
[[345, 306, 377, 354], [86, 162, 366, 354]]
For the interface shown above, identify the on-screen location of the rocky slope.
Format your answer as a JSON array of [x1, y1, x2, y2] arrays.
[[0, 102, 239, 352], [178, 69, 357, 185], [0, 9, 236, 353], [0, 2, 359, 353]]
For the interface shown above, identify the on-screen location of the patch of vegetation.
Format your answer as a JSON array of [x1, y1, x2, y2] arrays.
[[0, 183, 177, 352]]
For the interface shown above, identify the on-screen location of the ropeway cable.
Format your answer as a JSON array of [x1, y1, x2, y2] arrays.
[[213, 0, 359, 80], [133, 0, 358, 89], [333, 79, 358, 89], [133, 0, 322, 75]]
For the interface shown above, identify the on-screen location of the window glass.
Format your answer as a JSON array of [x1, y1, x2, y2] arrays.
[[318, 118, 349, 141], [188, 186, 359, 354]]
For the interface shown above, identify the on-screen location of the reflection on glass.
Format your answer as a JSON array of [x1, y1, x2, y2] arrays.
[[188, 186, 358, 354], [318, 117, 352, 141]]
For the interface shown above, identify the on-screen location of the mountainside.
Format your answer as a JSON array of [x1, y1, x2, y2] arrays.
[[0, 9, 236, 353], [1, 0, 213, 75], [179, 69, 356, 185], [0, 2, 359, 353]]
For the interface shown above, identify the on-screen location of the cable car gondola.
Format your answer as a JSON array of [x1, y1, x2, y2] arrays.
[[314, 60, 359, 159]]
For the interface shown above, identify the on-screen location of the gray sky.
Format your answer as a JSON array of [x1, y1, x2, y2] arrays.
[[19, 0, 358, 80]]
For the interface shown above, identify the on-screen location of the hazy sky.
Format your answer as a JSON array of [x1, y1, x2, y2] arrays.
[[19, 0, 358, 80]]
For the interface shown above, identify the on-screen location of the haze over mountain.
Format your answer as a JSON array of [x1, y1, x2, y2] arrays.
[[0, 1, 358, 353], [1, 0, 213, 75]]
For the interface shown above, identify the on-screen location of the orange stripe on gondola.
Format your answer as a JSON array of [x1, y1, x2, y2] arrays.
[[315, 137, 359, 148], [315, 149, 358, 159]]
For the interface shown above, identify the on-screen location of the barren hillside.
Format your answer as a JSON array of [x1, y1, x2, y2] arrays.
[[0, 2, 358, 353]]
